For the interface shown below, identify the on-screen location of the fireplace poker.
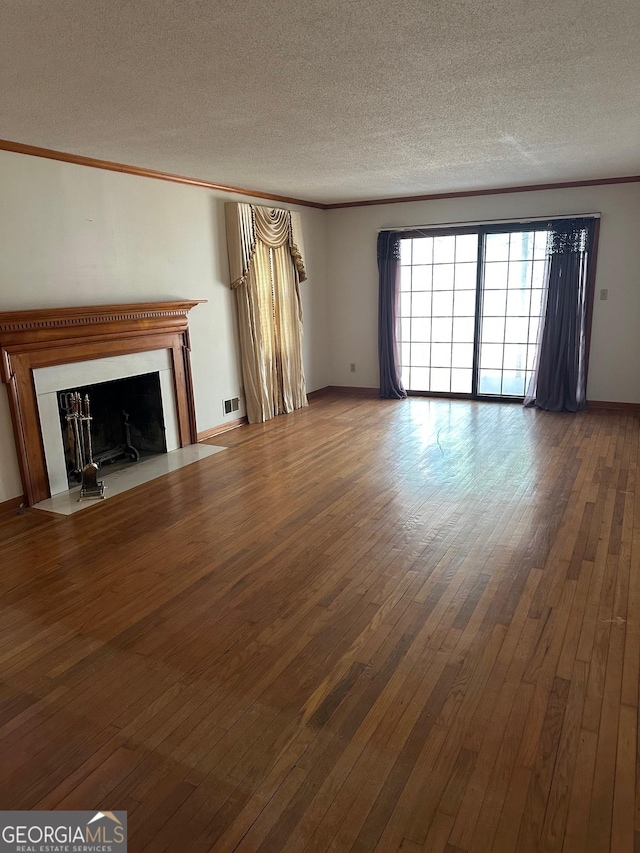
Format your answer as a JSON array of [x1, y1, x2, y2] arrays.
[[83, 394, 94, 463], [60, 392, 76, 465], [72, 392, 84, 474]]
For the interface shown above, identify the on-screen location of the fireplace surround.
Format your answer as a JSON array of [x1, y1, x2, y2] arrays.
[[0, 300, 204, 505]]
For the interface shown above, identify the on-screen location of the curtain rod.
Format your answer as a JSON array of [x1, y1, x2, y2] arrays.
[[378, 212, 601, 233]]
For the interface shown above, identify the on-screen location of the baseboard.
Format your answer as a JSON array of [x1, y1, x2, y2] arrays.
[[0, 495, 25, 516], [197, 416, 248, 442], [588, 400, 640, 413], [323, 385, 380, 398]]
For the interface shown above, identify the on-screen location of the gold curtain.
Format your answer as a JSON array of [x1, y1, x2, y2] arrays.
[[225, 203, 308, 424]]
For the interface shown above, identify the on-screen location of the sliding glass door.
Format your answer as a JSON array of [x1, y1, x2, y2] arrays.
[[399, 225, 550, 400]]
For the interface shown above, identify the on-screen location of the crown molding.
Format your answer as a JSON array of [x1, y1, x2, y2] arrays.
[[324, 175, 640, 209], [0, 138, 327, 210]]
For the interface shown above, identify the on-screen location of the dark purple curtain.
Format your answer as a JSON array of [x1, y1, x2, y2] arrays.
[[525, 218, 596, 412], [377, 231, 407, 399]]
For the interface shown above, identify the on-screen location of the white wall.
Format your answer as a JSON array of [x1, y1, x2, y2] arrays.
[[326, 184, 640, 403], [0, 150, 328, 503]]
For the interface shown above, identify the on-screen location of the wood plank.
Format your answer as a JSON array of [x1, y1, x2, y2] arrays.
[[540, 659, 588, 851], [562, 728, 598, 853], [515, 676, 571, 852], [611, 703, 636, 852]]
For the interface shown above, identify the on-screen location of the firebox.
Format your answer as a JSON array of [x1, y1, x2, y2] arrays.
[[58, 372, 168, 487]]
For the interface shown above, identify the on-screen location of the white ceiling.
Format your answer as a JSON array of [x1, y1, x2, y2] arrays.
[[1, 0, 639, 205]]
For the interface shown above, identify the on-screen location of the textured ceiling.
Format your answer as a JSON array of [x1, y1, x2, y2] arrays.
[[1, 0, 639, 204]]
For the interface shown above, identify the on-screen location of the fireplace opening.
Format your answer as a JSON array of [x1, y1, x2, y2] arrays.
[[58, 372, 167, 487]]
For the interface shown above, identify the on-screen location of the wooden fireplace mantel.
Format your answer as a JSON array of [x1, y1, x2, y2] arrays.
[[0, 300, 205, 505]]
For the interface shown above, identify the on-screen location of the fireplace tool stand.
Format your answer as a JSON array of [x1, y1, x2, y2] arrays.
[[62, 392, 105, 501]]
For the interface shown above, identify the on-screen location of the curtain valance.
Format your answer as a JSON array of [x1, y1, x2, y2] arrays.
[[225, 203, 307, 289]]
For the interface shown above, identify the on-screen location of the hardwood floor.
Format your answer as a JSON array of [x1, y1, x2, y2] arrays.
[[0, 391, 638, 852]]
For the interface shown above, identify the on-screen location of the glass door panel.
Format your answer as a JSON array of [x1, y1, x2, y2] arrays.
[[399, 234, 478, 393], [477, 230, 548, 397]]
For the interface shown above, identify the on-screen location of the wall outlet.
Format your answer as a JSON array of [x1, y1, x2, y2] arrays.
[[350, 363, 356, 373]]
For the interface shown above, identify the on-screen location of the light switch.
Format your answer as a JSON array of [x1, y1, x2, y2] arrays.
[[599, 288, 608, 301]]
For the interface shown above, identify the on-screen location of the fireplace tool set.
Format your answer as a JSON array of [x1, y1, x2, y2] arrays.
[[60, 391, 105, 501]]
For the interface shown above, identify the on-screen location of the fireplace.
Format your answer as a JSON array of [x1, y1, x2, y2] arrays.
[[0, 301, 204, 505]]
